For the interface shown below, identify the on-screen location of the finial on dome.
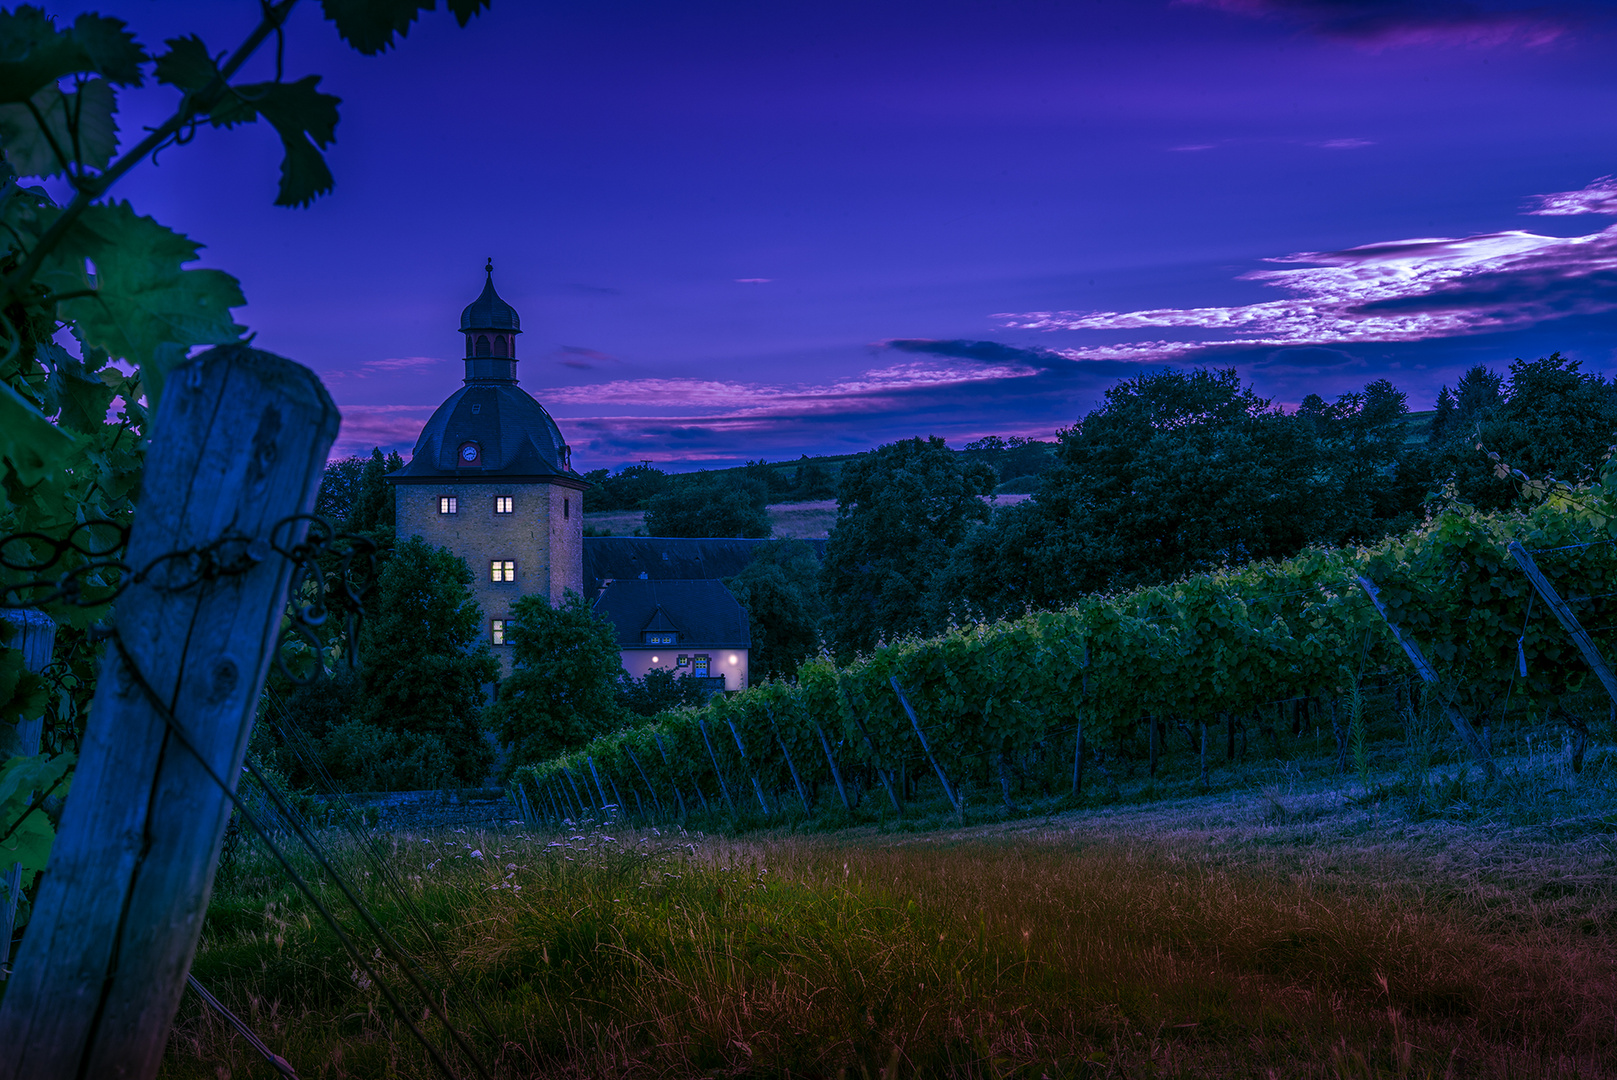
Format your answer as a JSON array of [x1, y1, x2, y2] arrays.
[[485, 257, 493, 274]]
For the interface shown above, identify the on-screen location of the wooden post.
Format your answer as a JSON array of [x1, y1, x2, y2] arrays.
[[698, 719, 736, 814], [624, 747, 663, 816], [562, 766, 591, 815], [890, 677, 960, 813], [0, 346, 337, 1079], [586, 756, 611, 814], [836, 680, 902, 815], [1355, 575, 1496, 781], [726, 719, 771, 815], [1, 610, 57, 979], [653, 734, 689, 820], [815, 723, 853, 811], [766, 708, 811, 813], [1507, 540, 1617, 708]]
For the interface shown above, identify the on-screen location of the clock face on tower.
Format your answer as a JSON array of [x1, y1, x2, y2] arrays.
[[459, 442, 480, 464]]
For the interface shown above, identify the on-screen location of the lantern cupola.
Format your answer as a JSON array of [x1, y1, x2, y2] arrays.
[[459, 258, 522, 382]]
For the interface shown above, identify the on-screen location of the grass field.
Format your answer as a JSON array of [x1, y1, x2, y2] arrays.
[[163, 705, 1617, 1078]]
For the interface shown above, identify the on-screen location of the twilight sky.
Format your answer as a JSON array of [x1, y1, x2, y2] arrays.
[[46, 0, 1617, 469]]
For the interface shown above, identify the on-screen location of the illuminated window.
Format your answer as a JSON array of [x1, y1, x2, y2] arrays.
[[491, 620, 506, 645], [439, 496, 457, 515], [643, 632, 675, 645], [491, 560, 515, 582], [495, 496, 513, 514]]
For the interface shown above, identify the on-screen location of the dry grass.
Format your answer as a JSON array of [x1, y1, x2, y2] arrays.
[[163, 788, 1617, 1079]]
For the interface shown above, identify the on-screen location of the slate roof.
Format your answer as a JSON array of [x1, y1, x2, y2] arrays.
[[460, 268, 521, 332], [388, 382, 580, 482], [582, 536, 826, 602], [593, 579, 751, 648]]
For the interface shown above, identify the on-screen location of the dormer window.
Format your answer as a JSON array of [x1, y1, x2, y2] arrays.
[[644, 632, 676, 645]]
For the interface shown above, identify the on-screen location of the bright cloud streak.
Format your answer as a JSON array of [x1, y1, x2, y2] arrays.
[[998, 180, 1617, 364]]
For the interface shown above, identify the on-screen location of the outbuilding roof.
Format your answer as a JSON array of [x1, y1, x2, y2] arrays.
[[593, 579, 750, 649]]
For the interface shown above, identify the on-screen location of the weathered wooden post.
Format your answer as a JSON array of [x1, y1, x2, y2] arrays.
[[1356, 575, 1496, 781], [0, 345, 338, 1080], [1, 609, 57, 978], [698, 719, 736, 814], [815, 722, 853, 812], [726, 719, 771, 815], [1507, 540, 1617, 708]]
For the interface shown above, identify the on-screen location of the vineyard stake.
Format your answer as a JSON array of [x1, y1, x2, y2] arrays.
[[586, 756, 611, 814], [562, 767, 591, 816], [767, 708, 812, 812], [836, 678, 903, 815], [624, 747, 663, 817], [1356, 575, 1497, 781], [654, 734, 690, 820], [890, 677, 961, 813], [815, 723, 853, 811], [698, 719, 736, 815], [1507, 540, 1617, 708], [726, 719, 771, 815], [0, 346, 337, 1079]]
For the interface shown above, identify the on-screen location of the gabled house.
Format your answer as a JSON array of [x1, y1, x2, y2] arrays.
[[592, 578, 751, 692]]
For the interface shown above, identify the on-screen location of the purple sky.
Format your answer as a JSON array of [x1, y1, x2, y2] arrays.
[[47, 0, 1617, 469]]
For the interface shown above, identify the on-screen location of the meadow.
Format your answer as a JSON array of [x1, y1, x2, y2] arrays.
[[164, 702, 1617, 1079]]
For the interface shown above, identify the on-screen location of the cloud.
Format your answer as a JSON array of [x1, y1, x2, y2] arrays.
[[996, 189, 1617, 363], [1311, 138, 1375, 149], [1528, 175, 1617, 216], [735, 278, 774, 284], [329, 404, 437, 457], [327, 355, 443, 379], [1177, 0, 1578, 48], [552, 345, 619, 370]]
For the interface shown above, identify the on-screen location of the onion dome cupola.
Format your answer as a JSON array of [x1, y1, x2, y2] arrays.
[[391, 262, 580, 481], [460, 258, 523, 383]]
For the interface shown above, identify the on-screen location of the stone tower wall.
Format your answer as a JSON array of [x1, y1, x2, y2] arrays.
[[396, 479, 583, 675]]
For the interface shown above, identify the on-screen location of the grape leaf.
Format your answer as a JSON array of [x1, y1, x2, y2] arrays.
[[42, 342, 115, 434], [44, 202, 245, 407], [68, 13, 144, 86], [0, 377, 78, 485], [0, 78, 118, 178], [320, 0, 491, 55], [152, 34, 219, 95], [0, 9, 143, 104], [212, 76, 341, 207]]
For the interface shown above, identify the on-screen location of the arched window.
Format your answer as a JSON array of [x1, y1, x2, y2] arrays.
[[475, 334, 491, 357], [494, 335, 508, 358]]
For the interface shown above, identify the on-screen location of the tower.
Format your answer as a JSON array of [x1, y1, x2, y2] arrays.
[[387, 262, 586, 675]]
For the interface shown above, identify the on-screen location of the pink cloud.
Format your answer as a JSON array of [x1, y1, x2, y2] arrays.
[[1178, 0, 1572, 49], [996, 193, 1617, 362], [1528, 176, 1617, 216]]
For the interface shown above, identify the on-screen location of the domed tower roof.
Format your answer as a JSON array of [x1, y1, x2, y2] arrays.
[[391, 382, 577, 481], [460, 259, 521, 332], [389, 262, 580, 484]]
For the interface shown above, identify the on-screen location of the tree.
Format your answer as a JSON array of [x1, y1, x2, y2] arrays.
[[615, 667, 707, 717], [486, 592, 627, 767], [792, 455, 836, 499], [823, 436, 995, 655], [1433, 354, 1616, 510], [347, 446, 403, 534], [359, 536, 497, 785], [316, 456, 367, 525], [644, 474, 770, 538], [725, 540, 826, 679], [1308, 378, 1427, 543]]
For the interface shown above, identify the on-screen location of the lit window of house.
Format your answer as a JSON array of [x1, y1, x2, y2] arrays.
[[439, 496, 458, 515], [643, 632, 675, 645], [491, 620, 506, 645], [495, 496, 513, 514], [491, 560, 515, 582]]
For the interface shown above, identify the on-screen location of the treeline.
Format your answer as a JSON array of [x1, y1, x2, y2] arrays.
[[818, 354, 1617, 658]]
